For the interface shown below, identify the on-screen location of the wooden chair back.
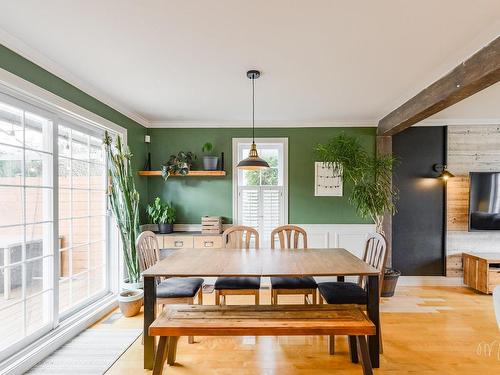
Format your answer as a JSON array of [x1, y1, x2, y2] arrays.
[[223, 225, 260, 249], [358, 233, 388, 292], [271, 225, 308, 249], [136, 230, 161, 273]]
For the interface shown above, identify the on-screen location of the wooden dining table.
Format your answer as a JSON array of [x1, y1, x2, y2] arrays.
[[142, 247, 381, 369]]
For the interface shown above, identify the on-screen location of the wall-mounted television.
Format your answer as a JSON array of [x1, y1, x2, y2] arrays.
[[469, 172, 500, 231]]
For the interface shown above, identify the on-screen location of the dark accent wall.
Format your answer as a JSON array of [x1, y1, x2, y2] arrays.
[[392, 127, 445, 276]]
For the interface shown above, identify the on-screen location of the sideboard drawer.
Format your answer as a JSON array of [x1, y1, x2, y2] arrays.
[[194, 236, 223, 249], [163, 236, 194, 249]]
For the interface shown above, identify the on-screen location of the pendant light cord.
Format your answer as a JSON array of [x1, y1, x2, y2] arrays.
[[252, 76, 255, 143]]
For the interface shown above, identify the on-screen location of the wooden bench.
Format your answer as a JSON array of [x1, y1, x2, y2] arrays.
[[149, 304, 376, 375]]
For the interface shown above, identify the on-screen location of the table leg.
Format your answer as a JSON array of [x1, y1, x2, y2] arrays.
[[144, 275, 157, 369], [366, 275, 379, 368]]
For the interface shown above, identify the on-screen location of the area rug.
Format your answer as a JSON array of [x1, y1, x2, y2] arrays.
[[27, 328, 141, 374]]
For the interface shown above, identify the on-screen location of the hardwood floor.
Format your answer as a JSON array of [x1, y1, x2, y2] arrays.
[[105, 286, 500, 374]]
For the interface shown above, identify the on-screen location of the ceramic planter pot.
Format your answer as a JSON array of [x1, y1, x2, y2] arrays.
[[158, 223, 173, 234], [202, 156, 219, 171], [118, 289, 144, 317]]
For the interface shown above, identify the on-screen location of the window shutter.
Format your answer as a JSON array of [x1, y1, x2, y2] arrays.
[[238, 187, 260, 229], [261, 187, 283, 243]]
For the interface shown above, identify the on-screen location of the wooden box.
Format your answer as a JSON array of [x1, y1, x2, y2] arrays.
[[201, 216, 222, 234]]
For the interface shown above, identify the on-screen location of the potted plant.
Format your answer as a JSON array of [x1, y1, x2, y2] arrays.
[[315, 133, 401, 296], [147, 197, 176, 234], [201, 142, 219, 171], [103, 131, 143, 315], [161, 151, 196, 181]]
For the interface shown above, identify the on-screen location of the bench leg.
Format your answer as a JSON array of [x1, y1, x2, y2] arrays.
[[357, 335, 373, 375], [255, 290, 259, 305], [167, 336, 179, 366], [328, 335, 335, 355], [271, 289, 277, 305], [349, 335, 359, 363], [152, 336, 169, 375], [312, 289, 317, 304]]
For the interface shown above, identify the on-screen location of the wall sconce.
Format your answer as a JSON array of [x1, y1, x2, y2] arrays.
[[433, 163, 454, 180]]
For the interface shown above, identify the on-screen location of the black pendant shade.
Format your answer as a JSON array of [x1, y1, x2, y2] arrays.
[[237, 70, 270, 170]]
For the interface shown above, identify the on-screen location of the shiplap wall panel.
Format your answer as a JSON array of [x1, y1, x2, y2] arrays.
[[446, 125, 500, 276]]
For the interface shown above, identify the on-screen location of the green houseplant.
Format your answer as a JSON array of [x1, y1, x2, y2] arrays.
[[147, 197, 176, 234], [315, 133, 397, 233], [201, 142, 219, 171], [315, 133, 400, 296], [161, 151, 196, 181], [103, 131, 143, 314]]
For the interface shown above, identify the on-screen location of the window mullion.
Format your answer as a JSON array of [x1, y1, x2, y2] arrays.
[[52, 120, 60, 329]]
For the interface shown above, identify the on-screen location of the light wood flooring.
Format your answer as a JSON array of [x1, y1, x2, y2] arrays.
[[104, 286, 500, 374]]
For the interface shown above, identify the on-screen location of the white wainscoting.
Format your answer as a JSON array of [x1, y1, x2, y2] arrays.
[[168, 223, 376, 285]]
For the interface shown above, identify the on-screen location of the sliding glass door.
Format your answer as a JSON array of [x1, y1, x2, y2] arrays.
[[0, 96, 54, 358], [0, 91, 113, 361]]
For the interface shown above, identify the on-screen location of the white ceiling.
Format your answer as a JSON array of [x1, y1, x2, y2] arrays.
[[0, 0, 499, 127]]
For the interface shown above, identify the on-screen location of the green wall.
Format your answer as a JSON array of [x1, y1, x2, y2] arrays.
[[0, 44, 149, 218], [148, 127, 376, 224]]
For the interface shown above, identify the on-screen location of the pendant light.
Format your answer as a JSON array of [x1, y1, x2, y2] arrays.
[[237, 70, 270, 170]]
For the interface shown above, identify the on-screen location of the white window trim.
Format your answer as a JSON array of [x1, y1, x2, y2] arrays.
[[232, 137, 289, 226], [0, 67, 127, 372]]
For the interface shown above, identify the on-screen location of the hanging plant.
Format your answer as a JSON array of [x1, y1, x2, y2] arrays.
[[314, 133, 398, 234]]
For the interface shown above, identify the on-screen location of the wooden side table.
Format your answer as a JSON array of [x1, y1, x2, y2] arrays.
[[462, 253, 500, 294]]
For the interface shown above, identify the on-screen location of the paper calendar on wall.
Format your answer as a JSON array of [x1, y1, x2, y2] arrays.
[[314, 162, 343, 196]]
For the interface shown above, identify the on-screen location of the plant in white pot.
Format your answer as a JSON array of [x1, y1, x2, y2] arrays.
[[104, 132, 143, 317], [315, 133, 400, 296], [147, 197, 176, 234], [201, 142, 219, 171]]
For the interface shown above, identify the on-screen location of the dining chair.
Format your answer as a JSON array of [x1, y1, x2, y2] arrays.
[[137, 231, 204, 344], [214, 226, 261, 305], [318, 232, 388, 356], [270, 225, 317, 304]]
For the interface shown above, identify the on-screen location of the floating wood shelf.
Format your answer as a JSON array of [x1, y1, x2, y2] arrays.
[[137, 170, 226, 177]]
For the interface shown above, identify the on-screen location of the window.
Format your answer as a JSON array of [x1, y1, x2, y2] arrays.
[[0, 88, 117, 362], [233, 138, 288, 246]]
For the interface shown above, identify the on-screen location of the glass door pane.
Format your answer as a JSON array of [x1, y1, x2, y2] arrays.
[[0, 99, 54, 361], [58, 124, 107, 316]]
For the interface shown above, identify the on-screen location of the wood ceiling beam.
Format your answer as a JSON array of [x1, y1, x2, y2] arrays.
[[378, 36, 500, 136]]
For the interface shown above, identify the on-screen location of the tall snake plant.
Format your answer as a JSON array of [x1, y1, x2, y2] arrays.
[[104, 132, 141, 283]]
